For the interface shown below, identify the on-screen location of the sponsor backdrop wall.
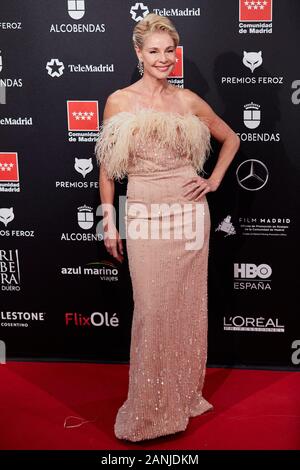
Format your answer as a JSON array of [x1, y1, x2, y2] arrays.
[[1, 0, 299, 369]]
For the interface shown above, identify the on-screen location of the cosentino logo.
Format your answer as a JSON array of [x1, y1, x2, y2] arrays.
[[0, 310, 46, 328], [233, 263, 272, 290], [236, 102, 280, 142], [56, 157, 99, 190], [130, 3, 201, 21], [61, 260, 119, 282], [0, 207, 35, 238], [221, 50, 284, 85], [50, 0, 105, 33], [0, 249, 21, 291], [46, 58, 114, 77], [65, 311, 120, 328], [223, 315, 284, 333]]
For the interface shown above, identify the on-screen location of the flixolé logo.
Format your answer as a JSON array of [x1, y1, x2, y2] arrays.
[[65, 311, 120, 328]]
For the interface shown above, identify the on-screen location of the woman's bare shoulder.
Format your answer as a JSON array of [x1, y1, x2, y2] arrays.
[[104, 86, 139, 115]]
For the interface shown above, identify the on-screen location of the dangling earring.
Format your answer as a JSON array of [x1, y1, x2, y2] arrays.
[[137, 60, 144, 76]]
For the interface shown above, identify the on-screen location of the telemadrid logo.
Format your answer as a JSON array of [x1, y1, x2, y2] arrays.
[[46, 59, 65, 77], [130, 3, 149, 21], [236, 159, 269, 191]]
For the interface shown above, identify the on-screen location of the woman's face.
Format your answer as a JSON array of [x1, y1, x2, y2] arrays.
[[136, 31, 177, 78]]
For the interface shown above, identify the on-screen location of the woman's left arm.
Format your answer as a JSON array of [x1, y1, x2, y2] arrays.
[[182, 89, 240, 200]]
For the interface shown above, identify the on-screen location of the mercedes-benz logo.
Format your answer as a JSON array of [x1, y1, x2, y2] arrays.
[[236, 159, 269, 191]]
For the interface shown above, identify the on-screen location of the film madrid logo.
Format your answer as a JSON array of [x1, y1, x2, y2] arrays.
[[50, 0, 105, 33], [0, 153, 20, 193], [130, 2, 200, 21], [221, 50, 284, 86], [0, 249, 21, 292], [0, 207, 35, 238], [55, 157, 99, 190], [60, 204, 103, 242], [233, 263, 272, 290], [236, 102, 280, 143], [239, 0, 273, 34], [216, 215, 290, 237], [65, 311, 120, 328], [67, 101, 99, 142]]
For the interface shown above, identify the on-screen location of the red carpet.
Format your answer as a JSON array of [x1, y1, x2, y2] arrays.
[[0, 362, 299, 450]]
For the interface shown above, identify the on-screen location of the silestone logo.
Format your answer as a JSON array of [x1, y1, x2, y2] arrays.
[[0, 310, 46, 328]]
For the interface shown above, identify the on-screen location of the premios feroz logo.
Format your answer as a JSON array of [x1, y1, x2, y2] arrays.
[[221, 50, 284, 86], [0, 207, 35, 238]]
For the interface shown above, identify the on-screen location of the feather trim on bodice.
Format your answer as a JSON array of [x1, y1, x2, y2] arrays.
[[95, 108, 212, 181]]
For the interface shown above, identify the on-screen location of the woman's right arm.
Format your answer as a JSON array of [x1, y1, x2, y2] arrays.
[[99, 92, 125, 263]]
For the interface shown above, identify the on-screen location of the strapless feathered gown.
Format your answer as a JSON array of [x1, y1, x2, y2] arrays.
[[95, 107, 213, 442]]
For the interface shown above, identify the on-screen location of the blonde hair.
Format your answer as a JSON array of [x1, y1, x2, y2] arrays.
[[132, 13, 180, 50]]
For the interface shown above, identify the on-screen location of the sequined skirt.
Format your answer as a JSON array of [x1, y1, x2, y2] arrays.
[[114, 165, 213, 442]]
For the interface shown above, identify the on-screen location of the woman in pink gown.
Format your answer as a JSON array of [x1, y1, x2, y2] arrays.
[[95, 13, 240, 442]]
